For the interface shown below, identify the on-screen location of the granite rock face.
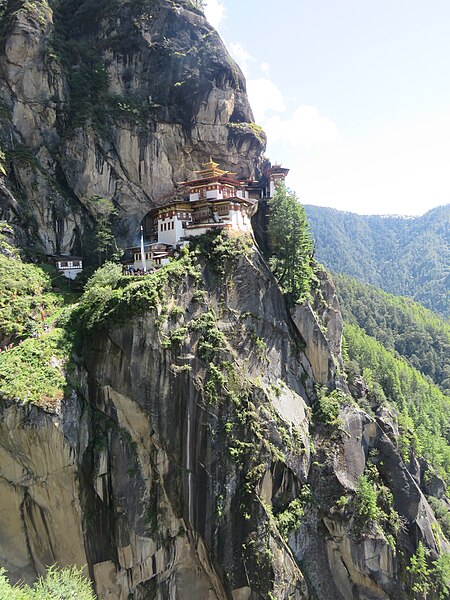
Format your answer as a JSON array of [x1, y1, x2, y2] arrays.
[[0, 247, 447, 599], [0, 2, 448, 598], [0, 0, 265, 254]]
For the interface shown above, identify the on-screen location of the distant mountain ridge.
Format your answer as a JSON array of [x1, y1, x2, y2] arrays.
[[305, 204, 450, 318]]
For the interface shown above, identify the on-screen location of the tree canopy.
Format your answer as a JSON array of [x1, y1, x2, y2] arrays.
[[267, 184, 313, 303], [344, 323, 450, 485], [334, 274, 450, 391]]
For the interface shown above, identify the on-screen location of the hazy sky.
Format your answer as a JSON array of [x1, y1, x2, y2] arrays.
[[204, 0, 450, 215]]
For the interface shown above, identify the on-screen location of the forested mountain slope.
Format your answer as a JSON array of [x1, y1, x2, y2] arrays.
[[343, 322, 450, 486], [305, 205, 450, 318], [333, 274, 450, 391]]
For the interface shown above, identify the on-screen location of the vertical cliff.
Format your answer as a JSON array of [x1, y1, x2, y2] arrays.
[[0, 1, 448, 598], [0, 0, 265, 254], [0, 236, 448, 599]]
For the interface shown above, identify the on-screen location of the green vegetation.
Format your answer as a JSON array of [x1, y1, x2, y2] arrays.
[[267, 183, 314, 304], [431, 553, 450, 600], [344, 323, 450, 484], [0, 222, 18, 257], [0, 249, 64, 345], [189, 308, 226, 362], [227, 122, 267, 146], [50, 0, 119, 131], [73, 250, 200, 334], [0, 565, 95, 599], [84, 196, 118, 266], [0, 329, 70, 405], [189, 0, 204, 9], [47, 0, 218, 134], [0, 231, 252, 407], [0, 248, 78, 406], [313, 388, 349, 428], [274, 485, 311, 540], [71, 231, 252, 347], [427, 497, 450, 540], [0, 146, 6, 175], [8, 143, 41, 171], [406, 543, 450, 600], [406, 542, 431, 599], [305, 204, 450, 318], [6, 0, 51, 29], [334, 274, 450, 391], [350, 462, 402, 546], [354, 473, 379, 523], [189, 229, 253, 279]]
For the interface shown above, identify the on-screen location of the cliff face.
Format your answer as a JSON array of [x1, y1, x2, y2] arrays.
[[0, 2, 448, 598], [0, 242, 447, 599], [0, 0, 265, 254]]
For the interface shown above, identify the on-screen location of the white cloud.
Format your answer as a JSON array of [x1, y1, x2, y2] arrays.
[[260, 62, 270, 76], [203, 0, 226, 30], [283, 109, 450, 215], [246, 74, 338, 151], [247, 78, 286, 121], [229, 42, 254, 76], [264, 106, 339, 147]]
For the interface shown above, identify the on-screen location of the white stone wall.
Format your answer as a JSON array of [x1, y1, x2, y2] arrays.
[[206, 188, 222, 200], [229, 209, 250, 231], [269, 179, 275, 198], [156, 215, 187, 245], [185, 225, 226, 238]]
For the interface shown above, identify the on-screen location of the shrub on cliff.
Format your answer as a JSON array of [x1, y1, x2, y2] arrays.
[[0, 565, 95, 599], [0, 251, 63, 346]]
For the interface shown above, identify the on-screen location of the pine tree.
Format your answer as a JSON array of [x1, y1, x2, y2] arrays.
[[267, 183, 313, 303], [85, 196, 118, 266], [407, 542, 431, 599]]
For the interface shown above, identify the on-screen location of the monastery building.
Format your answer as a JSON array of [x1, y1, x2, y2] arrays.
[[125, 161, 288, 272]]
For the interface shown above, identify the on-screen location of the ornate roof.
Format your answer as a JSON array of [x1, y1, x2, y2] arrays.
[[179, 159, 237, 185]]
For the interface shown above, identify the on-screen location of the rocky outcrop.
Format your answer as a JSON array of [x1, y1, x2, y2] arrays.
[[0, 2, 447, 598], [291, 303, 336, 386], [0, 244, 447, 599], [293, 404, 448, 600], [290, 267, 343, 386], [0, 247, 311, 598], [0, 0, 265, 254], [0, 395, 88, 582]]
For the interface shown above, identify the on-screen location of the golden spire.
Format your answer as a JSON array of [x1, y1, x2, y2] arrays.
[[194, 159, 236, 179]]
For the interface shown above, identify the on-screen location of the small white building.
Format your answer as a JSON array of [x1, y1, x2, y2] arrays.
[[156, 202, 192, 246], [266, 164, 290, 198], [47, 255, 83, 280]]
